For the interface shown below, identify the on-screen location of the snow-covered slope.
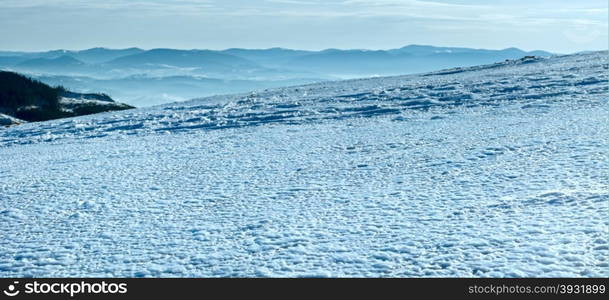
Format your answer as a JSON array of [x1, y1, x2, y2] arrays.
[[0, 113, 24, 127], [0, 52, 607, 277]]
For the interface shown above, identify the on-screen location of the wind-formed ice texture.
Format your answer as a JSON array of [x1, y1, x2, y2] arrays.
[[0, 52, 607, 277]]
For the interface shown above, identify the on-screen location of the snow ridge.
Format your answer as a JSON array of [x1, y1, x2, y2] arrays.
[[1, 52, 606, 148]]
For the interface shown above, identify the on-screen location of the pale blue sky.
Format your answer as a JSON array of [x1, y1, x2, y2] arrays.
[[1, 0, 607, 53]]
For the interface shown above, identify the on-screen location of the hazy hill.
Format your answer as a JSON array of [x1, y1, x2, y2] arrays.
[[285, 49, 411, 75], [221, 47, 314, 67], [0, 48, 145, 64], [0, 56, 27, 67], [106, 48, 260, 70], [71, 47, 145, 64], [16, 55, 87, 73]]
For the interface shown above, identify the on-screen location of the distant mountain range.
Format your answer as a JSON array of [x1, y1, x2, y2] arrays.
[[0, 48, 144, 65], [0, 45, 552, 75], [0, 45, 554, 106]]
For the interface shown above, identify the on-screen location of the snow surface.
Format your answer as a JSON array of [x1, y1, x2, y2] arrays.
[[0, 114, 24, 127], [58, 97, 132, 113], [0, 52, 607, 277]]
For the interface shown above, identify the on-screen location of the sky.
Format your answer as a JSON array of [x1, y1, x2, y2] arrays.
[[0, 0, 607, 53]]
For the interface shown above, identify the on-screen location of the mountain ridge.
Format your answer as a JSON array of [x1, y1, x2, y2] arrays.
[[0, 45, 554, 68]]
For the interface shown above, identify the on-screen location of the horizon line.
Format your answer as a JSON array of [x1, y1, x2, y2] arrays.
[[0, 44, 575, 54]]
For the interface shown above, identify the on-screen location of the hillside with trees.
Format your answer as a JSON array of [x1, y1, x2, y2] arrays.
[[0, 71, 133, 124]]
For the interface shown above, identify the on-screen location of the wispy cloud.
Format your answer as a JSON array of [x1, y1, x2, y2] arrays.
[[2, 0, 606, 25], [264, 0, 320, 5], [0, 0, 216, 13], [0, 0, 606, 52]]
